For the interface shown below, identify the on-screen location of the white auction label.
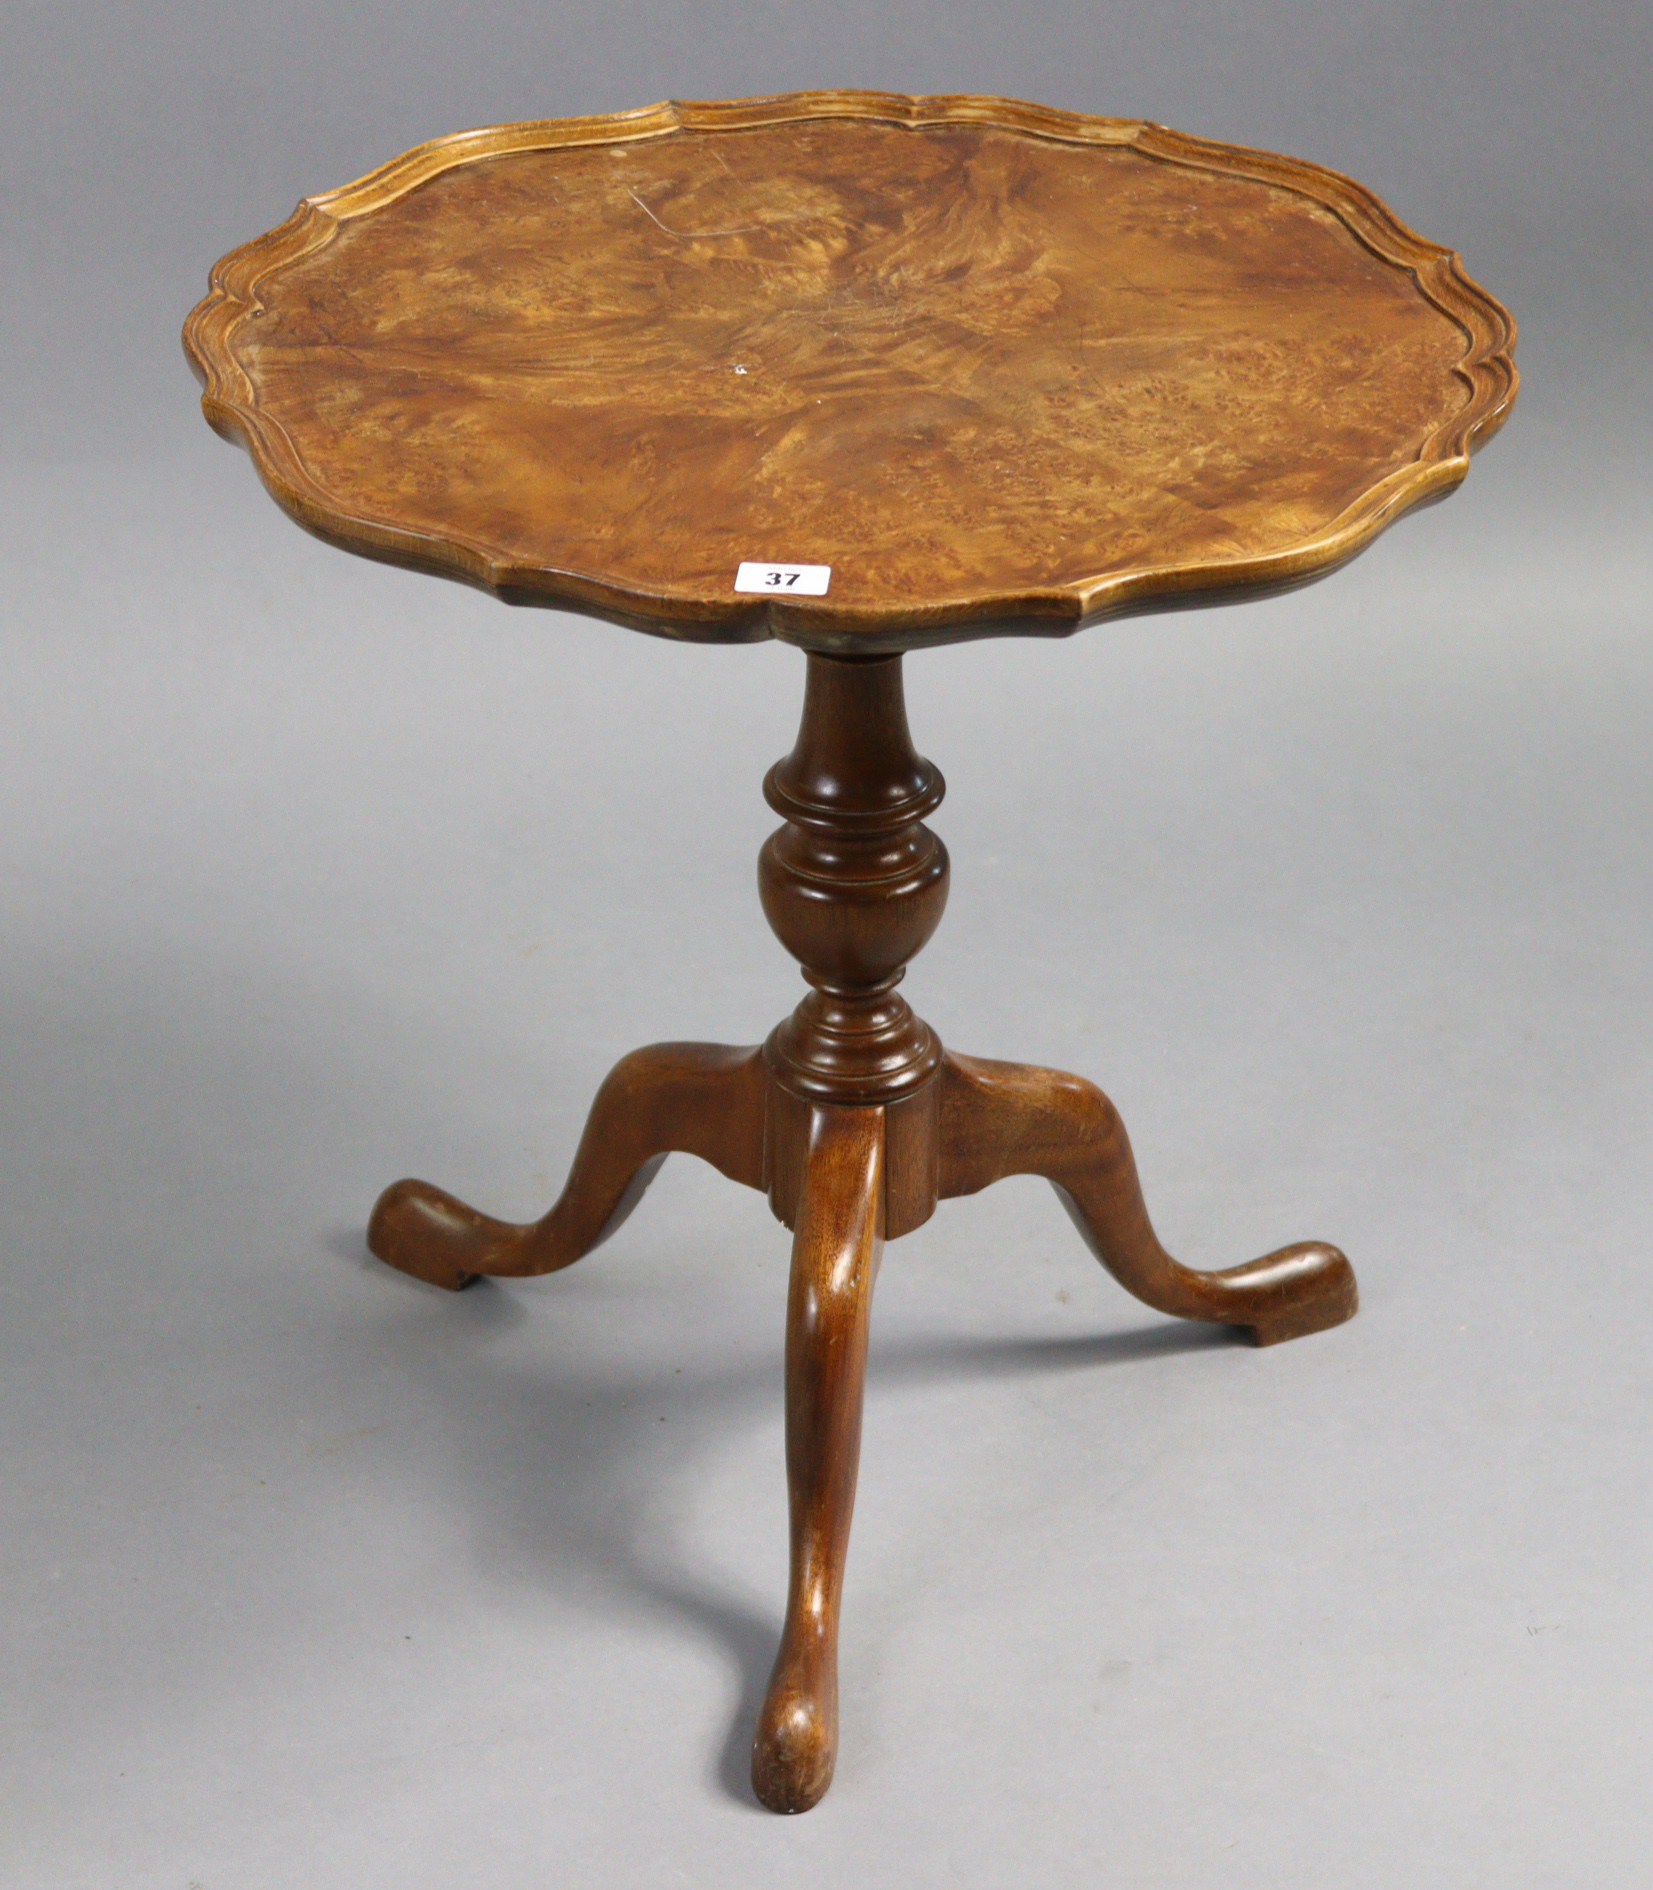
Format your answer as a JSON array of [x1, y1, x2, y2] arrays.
[[735, 561, 832, 597]]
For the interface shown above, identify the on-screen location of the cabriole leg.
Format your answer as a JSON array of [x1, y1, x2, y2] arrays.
[[939, 1052, 1356, 1345], [752, 1104, 885, 1813], [367, 1041, 767, 1289]]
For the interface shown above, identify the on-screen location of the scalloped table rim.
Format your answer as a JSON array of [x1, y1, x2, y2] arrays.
[[183, 89, 1518, 653]]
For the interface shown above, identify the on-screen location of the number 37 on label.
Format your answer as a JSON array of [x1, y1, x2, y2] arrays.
[[734, 562, 832, 596]]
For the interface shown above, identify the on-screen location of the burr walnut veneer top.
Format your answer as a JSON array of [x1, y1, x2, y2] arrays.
[[185, 92, 1516, 650]]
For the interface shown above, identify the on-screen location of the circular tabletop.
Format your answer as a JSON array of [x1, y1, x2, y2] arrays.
[[185, 92, 1516, 652]]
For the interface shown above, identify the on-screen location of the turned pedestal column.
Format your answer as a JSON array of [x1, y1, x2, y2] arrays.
[[188, 87, 1513, 1818], [367, 650, 1355, 1812]]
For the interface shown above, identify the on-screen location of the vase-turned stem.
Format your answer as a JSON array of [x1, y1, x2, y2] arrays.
[[759, 653, 949, 1107]]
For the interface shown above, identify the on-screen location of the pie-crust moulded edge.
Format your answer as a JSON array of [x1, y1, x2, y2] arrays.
[[182, 89, 1519, 653]]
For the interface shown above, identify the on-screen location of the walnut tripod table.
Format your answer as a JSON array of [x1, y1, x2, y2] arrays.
[[184, 91, 1516, 1813]]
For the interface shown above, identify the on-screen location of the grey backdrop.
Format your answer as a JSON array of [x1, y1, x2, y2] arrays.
[[4, 4, 1650, 1886]]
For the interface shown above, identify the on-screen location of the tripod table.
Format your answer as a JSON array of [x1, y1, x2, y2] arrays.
[[185, 90, 1516, 1813]]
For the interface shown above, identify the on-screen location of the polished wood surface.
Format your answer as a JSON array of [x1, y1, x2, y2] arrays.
[[940, 1053, 1355, 1345], [185, 91, 1515, 651], [187, 84, 1510, 1817], [367, 652, 1359, 1805], [368, 1042, 766, 1289], [759, 651, 947, 1111], [754, 1105, 884, 1814]]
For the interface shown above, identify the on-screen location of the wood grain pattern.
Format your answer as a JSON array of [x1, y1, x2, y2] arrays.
[[184, 91, 1516, 652]]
